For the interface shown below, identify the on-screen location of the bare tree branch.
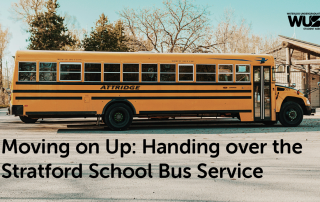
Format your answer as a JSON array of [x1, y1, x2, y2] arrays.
[[10, 0, 47, 23], [210, 8, 279, 53], [119, 0, 211, 53], [0, 24, 11, 91]]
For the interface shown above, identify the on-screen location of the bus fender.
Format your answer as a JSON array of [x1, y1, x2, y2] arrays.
[[102, 99, 136, 115], [279, 96, 308, 115]]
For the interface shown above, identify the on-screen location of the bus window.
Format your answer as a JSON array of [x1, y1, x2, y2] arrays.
[[196, 64, 215, 82], [39, 62, 57, 81], [160, 64, 175, 82], [142, 64, 157, 82], [60, 63, 81, 81], [104, 63, 120, 82], [123, 64, 139, 82], [236, 65, 250, 82], [18, 62, 36, 81], [179, 64, 193, 81], [85, 63, 101, 82], [254, 68, 260, 82], [264, 68, 270, 82], [218, 64, 233, 82]]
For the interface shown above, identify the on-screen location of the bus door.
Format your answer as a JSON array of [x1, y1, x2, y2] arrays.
[[253, 66, 271, 121]]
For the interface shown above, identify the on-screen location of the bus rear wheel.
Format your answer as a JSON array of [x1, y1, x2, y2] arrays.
[[279, 101, 303, 127], [104, 103, 133, 131], [19, 116, 38, 123]]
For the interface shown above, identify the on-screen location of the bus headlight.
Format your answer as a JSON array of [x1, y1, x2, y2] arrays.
[[306, 99, 310, 105]]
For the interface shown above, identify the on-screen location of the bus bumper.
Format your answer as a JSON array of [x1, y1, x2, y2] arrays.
[[10, 105, 23, 116], [306, 106, 316, 115]]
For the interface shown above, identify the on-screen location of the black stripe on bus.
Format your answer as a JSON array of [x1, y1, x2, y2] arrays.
[[13, 90, 251, 93], [24, 110, 250, 116], [91, 96, 251, 100], [15, 97, 82, 100], [140, 110, 251, 114], [16, 82, 252, 86], [26, 111, 96, 115]]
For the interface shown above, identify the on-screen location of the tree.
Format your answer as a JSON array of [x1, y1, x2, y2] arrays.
[[10, 0, 47, 23], [11, 0, 82, 50], [0, 24, 10, 90], [113, 20, 130, 52], [119, 0, 212, 53], [61, 27, 85, 51], [27, 0, 75, 50], [61, 14, 85, 51], [82, 14, 129, 52], [207, 9, 279, 54], [124, 30, 154, 52]]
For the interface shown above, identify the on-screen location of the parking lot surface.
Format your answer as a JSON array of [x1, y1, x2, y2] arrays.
[[0, 107, 320, 202]]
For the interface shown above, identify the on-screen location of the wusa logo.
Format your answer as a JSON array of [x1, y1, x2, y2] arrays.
[[288, 13, 320, 30]]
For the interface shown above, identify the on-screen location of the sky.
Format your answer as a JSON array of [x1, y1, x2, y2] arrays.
[[0, 0, 320, 69]]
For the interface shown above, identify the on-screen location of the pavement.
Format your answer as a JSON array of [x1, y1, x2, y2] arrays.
[[0, 108, 7, 116], [0, 109, 320, 201]]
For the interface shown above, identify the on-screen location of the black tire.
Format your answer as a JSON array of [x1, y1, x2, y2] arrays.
[[104, 103, 133, 130], [278, 101, 303, 127], [263, 121, 277, 126], [19, 116, 38, 123]]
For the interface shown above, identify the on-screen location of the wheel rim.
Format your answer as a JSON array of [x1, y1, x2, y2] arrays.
[[108, 107, 129, 128], [287, 109, 297, 121], [113, 112, 124, 122], [284, 107, 300, 123]]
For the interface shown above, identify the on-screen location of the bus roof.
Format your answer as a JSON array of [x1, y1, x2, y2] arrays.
[[15, 50, 274, 65], [15, 50, 272, 56]]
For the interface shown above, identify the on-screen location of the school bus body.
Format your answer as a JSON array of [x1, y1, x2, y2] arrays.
[[10, 51, 314, 129]]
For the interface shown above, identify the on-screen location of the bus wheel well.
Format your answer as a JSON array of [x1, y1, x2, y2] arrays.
[[282, 96, 307, 115], [102, 99, 136, 116]]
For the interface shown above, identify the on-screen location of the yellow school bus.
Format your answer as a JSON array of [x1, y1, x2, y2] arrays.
[[10, 50, 315, 130]]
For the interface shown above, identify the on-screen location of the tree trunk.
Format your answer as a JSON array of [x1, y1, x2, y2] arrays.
[[0, 52, 2, 90]]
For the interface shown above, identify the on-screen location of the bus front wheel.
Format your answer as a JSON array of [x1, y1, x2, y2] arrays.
[[104, 103, 133, 131], [279, 101, 303, 127], [19, 116, 38, 123]]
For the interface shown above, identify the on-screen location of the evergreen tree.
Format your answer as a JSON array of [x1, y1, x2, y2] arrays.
[[82, 14, 129, 52], [113, 20, 129, 52], [27, 0, 75, 50]]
